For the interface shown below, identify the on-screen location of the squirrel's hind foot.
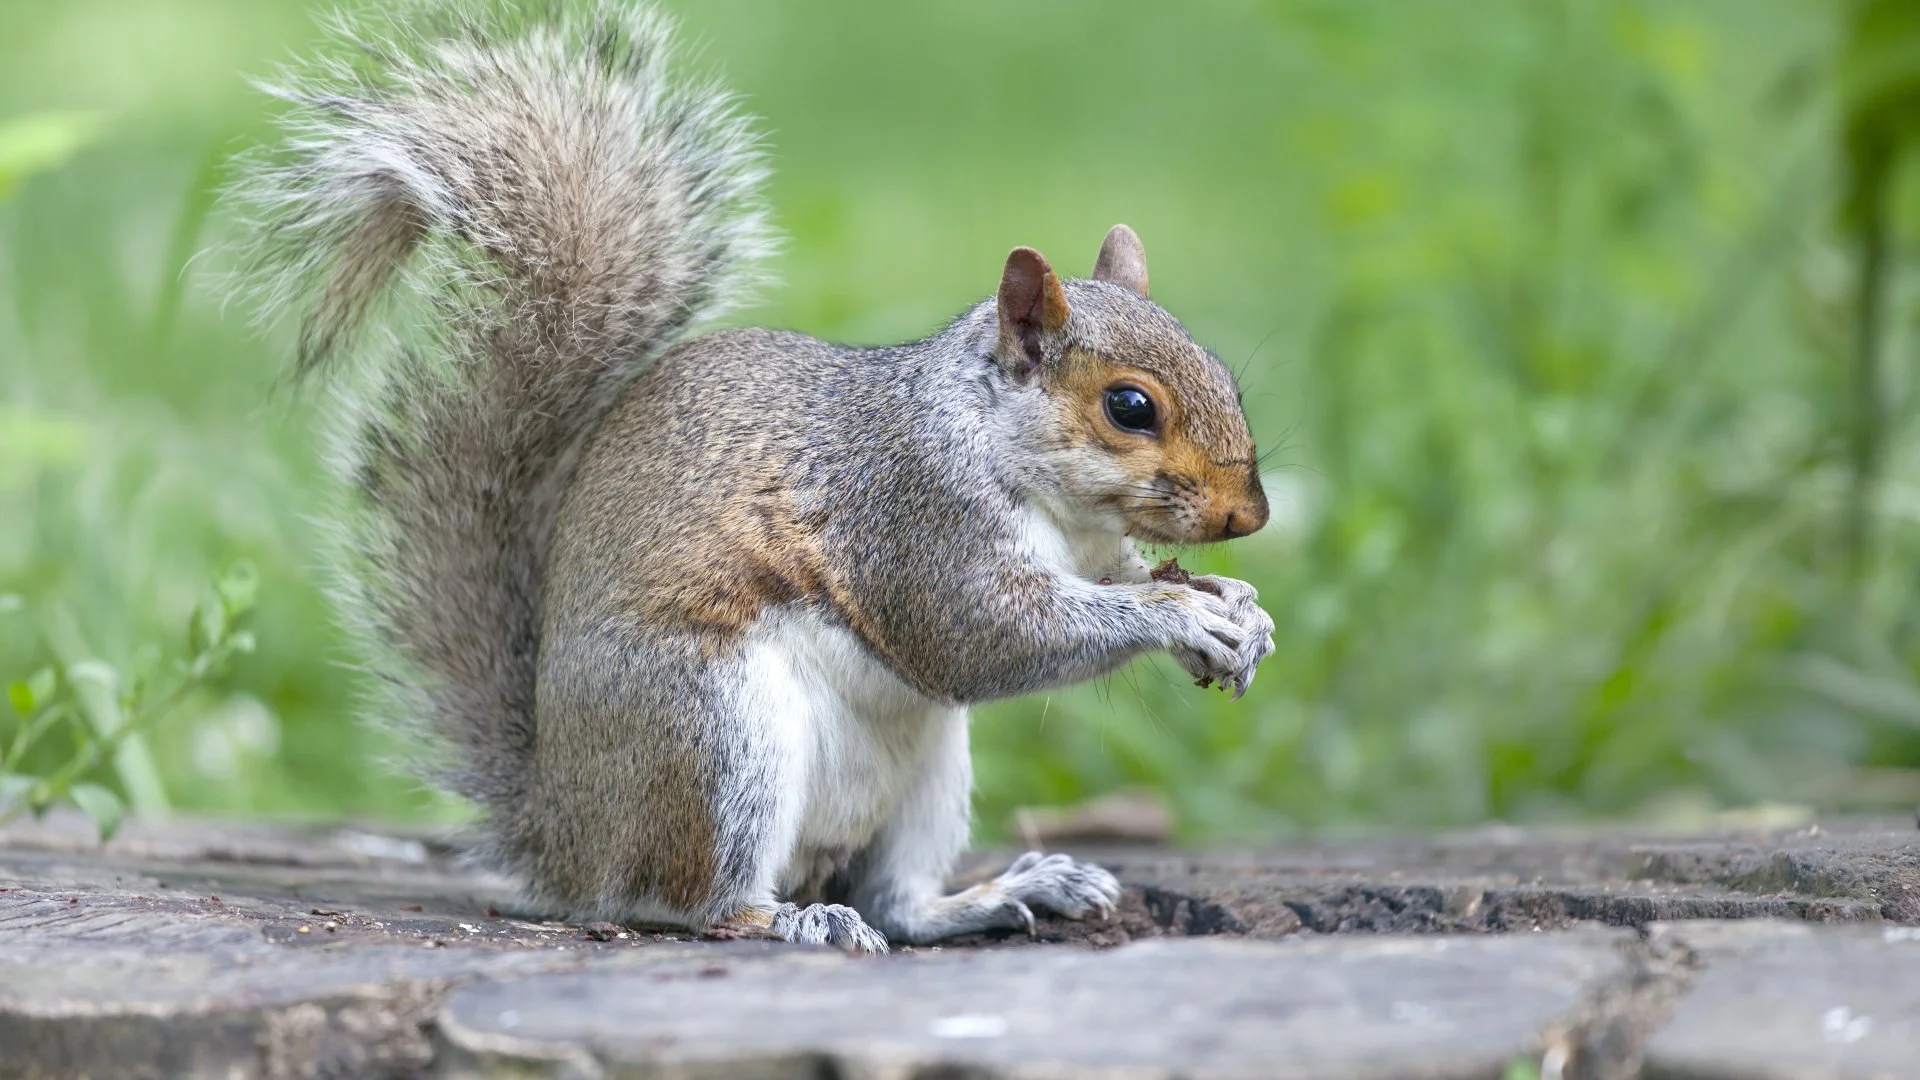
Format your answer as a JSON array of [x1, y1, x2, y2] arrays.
[[714, 902, 889, 954]]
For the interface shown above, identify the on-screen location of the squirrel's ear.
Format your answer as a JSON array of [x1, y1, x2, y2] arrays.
[[996, 246, 1071, 378], [1091, 224, 1150, 297]]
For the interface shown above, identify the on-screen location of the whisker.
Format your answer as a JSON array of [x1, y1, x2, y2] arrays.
[[1234, 320, 1286, 387]]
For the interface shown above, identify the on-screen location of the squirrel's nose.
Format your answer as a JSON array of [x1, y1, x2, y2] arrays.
[[1220, 495, 1269, 540]]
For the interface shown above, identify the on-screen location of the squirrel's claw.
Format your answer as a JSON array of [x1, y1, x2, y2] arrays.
[[1013, 898, 1037, 938]]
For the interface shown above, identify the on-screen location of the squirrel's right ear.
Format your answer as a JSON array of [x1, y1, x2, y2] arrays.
[[996, 247, 1071, 380]]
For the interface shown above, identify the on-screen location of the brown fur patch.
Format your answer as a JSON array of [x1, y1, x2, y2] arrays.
[[521, 703, 721, 917], [627, 750, 722, 915], [627, 477, 837, 652], [615, 468, 916, 672], [648, 495, 829, 638]]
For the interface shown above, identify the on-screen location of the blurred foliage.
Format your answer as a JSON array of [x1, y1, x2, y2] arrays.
[[4, 0, 1920, 839], [2, 561, 257, 840], [0, 111, 104, 199]]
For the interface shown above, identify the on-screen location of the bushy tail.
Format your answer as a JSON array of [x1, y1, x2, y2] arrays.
[[230, 0, 771, 843]]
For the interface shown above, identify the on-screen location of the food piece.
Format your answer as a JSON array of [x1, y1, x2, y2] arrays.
[[1149, 558, 1192, 585], [1152, 557, 1224, 596]]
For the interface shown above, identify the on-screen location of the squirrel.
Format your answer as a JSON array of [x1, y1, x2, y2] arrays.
[[232, 0, 1276, 953]]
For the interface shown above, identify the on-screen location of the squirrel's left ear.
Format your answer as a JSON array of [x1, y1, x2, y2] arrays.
[[996, 246, 1071, 379], [1092, 224, 1150, 297]]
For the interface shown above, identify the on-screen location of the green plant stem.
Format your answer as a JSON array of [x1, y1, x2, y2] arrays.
[[0, 673, 201, 827], [42, 602, 171, 816], [4, 703, 70, 770]]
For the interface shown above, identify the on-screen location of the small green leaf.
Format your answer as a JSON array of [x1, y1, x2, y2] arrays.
[[68, 783, 124, 842], [215, 560, 259, 618], [188, 586, 228, 655], [0, 594, 23, 615], [8, 667, 55, 717], [226, 630, 257, 655]]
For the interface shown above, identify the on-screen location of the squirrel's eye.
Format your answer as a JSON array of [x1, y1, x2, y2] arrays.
[[1104, 387, 1157, 433]]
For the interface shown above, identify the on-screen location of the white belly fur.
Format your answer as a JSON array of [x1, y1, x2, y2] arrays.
[[735, 608, 956, 895], [725, 506, 1139, 902]]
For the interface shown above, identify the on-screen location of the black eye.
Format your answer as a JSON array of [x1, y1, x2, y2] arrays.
[[1104, 387, 1157, 433]]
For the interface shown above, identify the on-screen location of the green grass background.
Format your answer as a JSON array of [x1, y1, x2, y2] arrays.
[[5, 0, 1920, 838]]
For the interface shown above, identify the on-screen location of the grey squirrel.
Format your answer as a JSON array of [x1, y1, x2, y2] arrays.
[[234, 0, 1276, 952]]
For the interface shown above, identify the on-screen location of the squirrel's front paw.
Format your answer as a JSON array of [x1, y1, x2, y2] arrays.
[[1193, 575, 1275, 697], [770, 902, 890, 955], [989, 852, 1121, 932], [1163, 577, 1275, 698]]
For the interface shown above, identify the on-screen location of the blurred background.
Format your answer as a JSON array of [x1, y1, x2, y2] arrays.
[[5, 0, 1920, 840]]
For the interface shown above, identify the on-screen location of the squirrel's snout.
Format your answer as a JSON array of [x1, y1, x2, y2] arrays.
[[1217, 483, 1269, 541]]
